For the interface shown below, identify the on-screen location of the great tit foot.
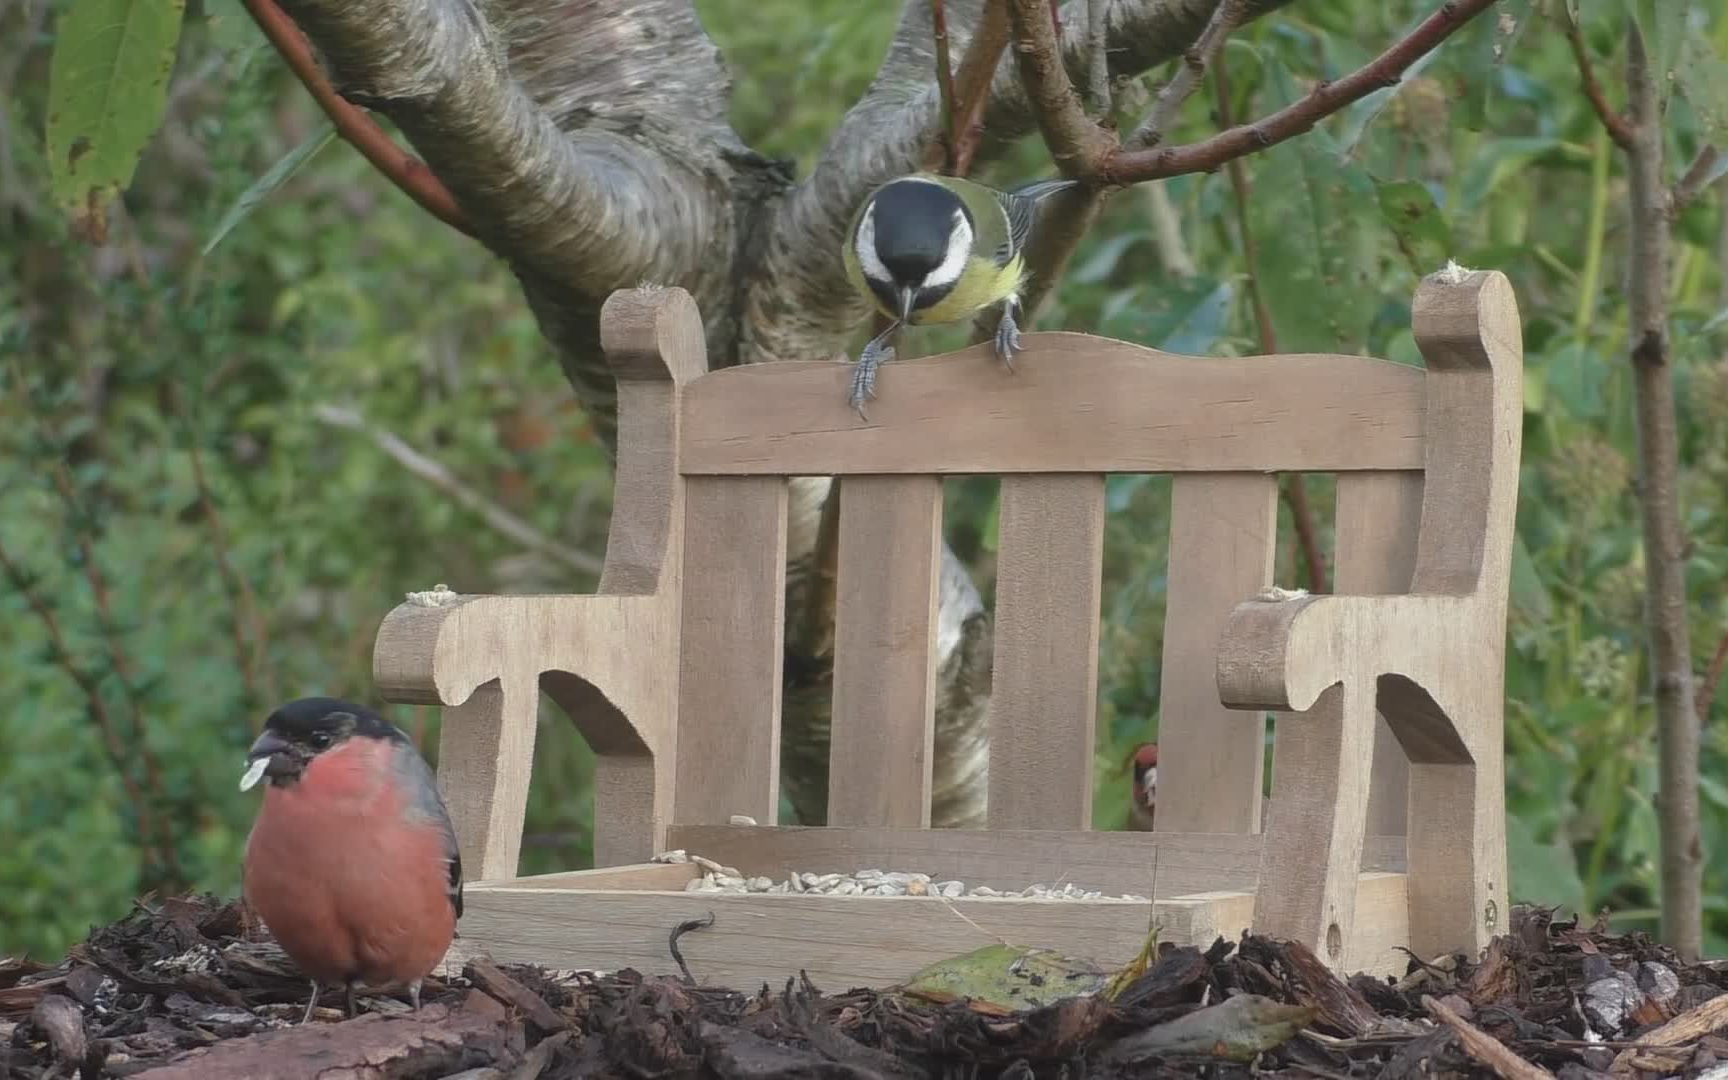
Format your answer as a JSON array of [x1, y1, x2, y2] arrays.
[[994, 305, 1023, 371], [850, 338, 895, 420]]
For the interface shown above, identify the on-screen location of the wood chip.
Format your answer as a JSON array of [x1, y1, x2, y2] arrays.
[[1609, 988, 1728, 1073], [464, 957, 568, 1034], [1423, 993, 1555, 1080]]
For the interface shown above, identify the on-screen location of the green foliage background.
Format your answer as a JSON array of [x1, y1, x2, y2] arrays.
[[3, 0, 1727, 959]]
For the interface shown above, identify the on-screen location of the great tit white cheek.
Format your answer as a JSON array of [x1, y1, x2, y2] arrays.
[[240, 756, 270, 792]]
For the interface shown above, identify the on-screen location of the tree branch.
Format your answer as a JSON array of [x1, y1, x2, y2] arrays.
[[1212, 53, 1328, 593], [1671, 145, 1726, 215], [1621, 19, 1702, 961], [1085, 0, 1112, 115], [942, 2, 1012, 174], [1557, 0, 1635, 152], [240, 0, 473, 234], [1700, 624, 1728, 725], [933, 0, 960, 159], [311, 404, 604, 578], [1006, 0, 1116, 172], [1102, 0, 1498, 185], [1125, 0, 1249, 148]]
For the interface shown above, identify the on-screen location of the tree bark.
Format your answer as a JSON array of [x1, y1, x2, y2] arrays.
[[1622, 25, 1702, 961], [271, 0, 1297, 829]]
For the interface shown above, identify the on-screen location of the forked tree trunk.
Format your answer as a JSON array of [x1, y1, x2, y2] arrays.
[[274, 0, 1295, 827]]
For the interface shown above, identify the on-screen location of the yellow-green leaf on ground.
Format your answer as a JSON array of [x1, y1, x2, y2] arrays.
[[1096, 995, 1317, 1064], [900, 944, 1110, 1013], [47, 0, 188, 242]]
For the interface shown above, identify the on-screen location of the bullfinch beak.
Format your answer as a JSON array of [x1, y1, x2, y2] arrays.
[[240, 696, 464, 1023], [239, 731, 293, 791]]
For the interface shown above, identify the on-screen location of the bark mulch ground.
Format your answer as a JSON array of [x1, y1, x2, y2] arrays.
[[5, 895, 1728, 1079]]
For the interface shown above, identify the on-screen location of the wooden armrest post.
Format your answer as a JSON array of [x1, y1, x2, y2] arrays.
[[371, 287, 704, 881], [1218, 269, 1522, 964]]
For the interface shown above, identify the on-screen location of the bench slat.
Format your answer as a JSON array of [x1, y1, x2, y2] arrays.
[[675, 476, 787, 824], [987, 475, 1106, 830], [679, 338, 1425, 475], [828, 476, 943, 826], [1335, 471, 1425, 839], [1156, 473, 1278, 834]]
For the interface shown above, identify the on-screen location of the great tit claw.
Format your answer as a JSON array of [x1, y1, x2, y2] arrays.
[[994, 306, 1024, 371], [850, 339, 894, 420]]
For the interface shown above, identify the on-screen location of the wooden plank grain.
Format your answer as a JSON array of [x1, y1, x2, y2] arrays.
[[675, 476, 787, 825], [1335, 471, 1424, 839], [679, 335, 1425, 476], [1156, 473, 1278, 835], [988, 474, 1106, 830], [665, 824, 1409, 899], [828, 476, 943, 827]]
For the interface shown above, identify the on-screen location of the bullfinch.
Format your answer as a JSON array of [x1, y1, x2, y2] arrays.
[[239, 697, 463, 1022], [1127, 743, 1157, 832]]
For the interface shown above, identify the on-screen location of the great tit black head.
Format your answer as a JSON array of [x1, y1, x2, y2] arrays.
[[854, 177, 975, 321]]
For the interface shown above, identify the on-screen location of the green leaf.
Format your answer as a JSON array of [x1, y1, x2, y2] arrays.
[[1376, 180, 1453, 275], [1676, 36, 1728, 140], [47, 0, 189, 242], [203, 122, 337, 256], [1457, 137, 1564, 210], [901, 943, 1110, 1012], [1246, 58, 1380, 355], [1509, 532, 1552, 623], [1506, 813, 1587, 917], [1543, 342, 1608, 419]]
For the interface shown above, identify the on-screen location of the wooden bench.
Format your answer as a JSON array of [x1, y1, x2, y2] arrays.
[[374, 269, 1523, 989]]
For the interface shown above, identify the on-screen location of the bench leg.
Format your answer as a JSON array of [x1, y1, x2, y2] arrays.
[[1254, 676, 1377, 965]]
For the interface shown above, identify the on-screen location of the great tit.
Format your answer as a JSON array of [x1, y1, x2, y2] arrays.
[[841, 172, 1081, 417]]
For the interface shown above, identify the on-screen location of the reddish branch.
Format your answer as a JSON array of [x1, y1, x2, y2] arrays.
[[946, 4, 1012, 174], [1212, 55, 1328, 593], [1099, 0, 1499, 185], [932, 0, 959, 157], [239, 0, 474, 236], [1005, 0, 1116, 174], [1558, 2, 1634, 151]]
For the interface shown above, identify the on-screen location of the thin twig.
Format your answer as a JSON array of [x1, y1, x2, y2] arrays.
[[932, 0, 959, 158], [1671, 145, 1725, 214], [47, 464, 181, 816], [1141, 183, 1196, 277], [1005, 0, 1116, 174], [1212, 54, 1328, 592], [0, 536, 183, 886], [1085, 0, 1110, 115], [1126, 0, 1250, 149], [943, 2, 1011, 175], [1558, 1, 1635, 151], [237, 0, 474, 236], [1699, 625, 1728, 723], [188, 438, 272, 705], [1103, 0, 1498, 185], [312, 404, 604, 577]]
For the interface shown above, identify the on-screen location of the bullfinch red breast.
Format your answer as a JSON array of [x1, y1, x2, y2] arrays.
[[239, 697, 463, 1023], [1127, 743, 1157, 832]]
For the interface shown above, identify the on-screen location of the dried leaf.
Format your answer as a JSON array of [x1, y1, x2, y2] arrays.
[[1096, 994, 1316, 1064], [899, 944, 1108, 1014]]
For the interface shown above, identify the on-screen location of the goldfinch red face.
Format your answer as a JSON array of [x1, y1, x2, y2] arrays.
[[853, 177, 976, 323]]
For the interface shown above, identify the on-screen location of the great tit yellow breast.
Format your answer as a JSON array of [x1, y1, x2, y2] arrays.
[[908, 254, 1024, 326]]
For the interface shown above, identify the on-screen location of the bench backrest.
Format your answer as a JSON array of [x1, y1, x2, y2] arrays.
[[599, 285, 1495, 841]]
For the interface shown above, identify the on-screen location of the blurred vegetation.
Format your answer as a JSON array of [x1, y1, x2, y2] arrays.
[[2, 0, 1726, 961]]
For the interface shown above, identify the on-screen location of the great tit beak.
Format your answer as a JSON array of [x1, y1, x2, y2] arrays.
[[240, 731, 294, 792], [895, 286, 916, 325]]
